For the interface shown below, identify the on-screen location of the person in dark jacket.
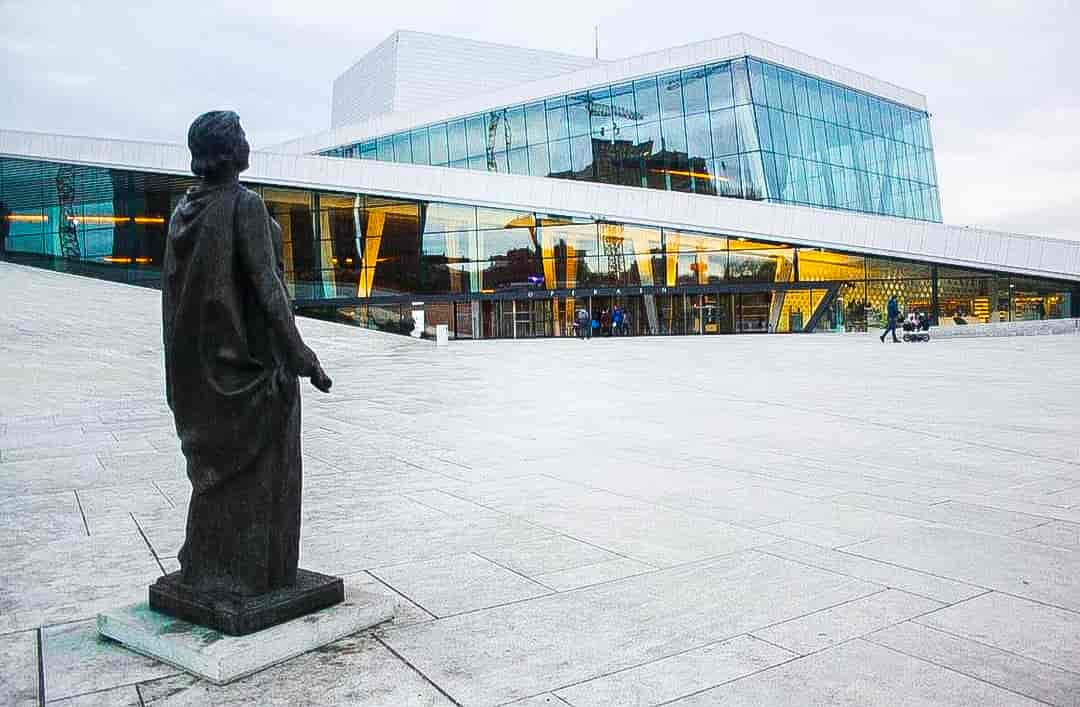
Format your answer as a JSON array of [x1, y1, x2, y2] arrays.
[[576, 307, 590, 339], [880, 295, 900, 343]]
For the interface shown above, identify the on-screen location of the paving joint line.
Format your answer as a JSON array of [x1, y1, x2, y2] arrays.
[[364, 569, 441, 619], [72, 490, 90, 536], [373, 634, 463, 707], [36, 626, 45, 707], [130, 512, 167, 575]]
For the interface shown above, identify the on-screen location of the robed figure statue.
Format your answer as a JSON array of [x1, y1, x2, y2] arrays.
[[151, 111, 342, 634]]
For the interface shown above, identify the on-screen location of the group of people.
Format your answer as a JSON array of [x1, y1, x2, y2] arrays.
[[575, 306, 632, 339]]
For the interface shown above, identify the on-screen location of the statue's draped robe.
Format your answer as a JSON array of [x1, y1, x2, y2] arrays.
[[162, 182, 307, 596]]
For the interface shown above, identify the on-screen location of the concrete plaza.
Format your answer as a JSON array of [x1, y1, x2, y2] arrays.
[[1, 261, 1078, 706]]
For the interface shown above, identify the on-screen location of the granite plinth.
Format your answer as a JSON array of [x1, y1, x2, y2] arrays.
[[148, 569, 344, 636], [97, 589, 394, 685]]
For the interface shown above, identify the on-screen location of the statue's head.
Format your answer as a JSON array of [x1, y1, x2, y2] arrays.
[[187, 111, 250, 181]]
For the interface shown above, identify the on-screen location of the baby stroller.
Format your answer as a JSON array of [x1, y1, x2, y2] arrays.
[[901, 312, 931, 342]]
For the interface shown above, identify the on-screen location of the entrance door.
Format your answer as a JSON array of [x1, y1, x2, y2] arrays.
[[702, 293, 734, 334], [737, 292, 771, 333]]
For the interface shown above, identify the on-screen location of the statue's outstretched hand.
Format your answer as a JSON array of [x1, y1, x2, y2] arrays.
[[296, 346, 332, 393], [309, 361, 332, 393]]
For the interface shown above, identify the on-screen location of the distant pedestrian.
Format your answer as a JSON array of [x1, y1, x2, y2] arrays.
[[601, 309, 611, 336], [622, 309, 631, 336], [576, 308, 590, 339], [612, 307, 623, 336], [880, 295, 900, 343]]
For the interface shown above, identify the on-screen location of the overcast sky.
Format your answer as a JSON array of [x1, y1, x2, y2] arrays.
[[2, 0, 1077, 239]]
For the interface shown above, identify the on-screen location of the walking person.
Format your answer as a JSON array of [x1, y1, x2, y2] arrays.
[[601, 309, 611, 336], [612, 306, 623, 336], [576, 308, 590, 339], [622, 308, 631, 336], [880, 295, 900, 343]]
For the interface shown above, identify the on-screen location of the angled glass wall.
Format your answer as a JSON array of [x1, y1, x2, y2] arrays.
[[319, 56, 940, 222], [747, 59, 940, 221], [2, 156, 1071, 340], [321, 59, 766, 201]]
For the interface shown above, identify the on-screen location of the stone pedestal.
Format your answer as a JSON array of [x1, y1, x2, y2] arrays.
[[149, 568, 343, 636], [98, 589, 394, 685]]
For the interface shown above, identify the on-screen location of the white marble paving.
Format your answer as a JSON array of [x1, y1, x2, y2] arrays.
[[2, 262, 1079, 705]]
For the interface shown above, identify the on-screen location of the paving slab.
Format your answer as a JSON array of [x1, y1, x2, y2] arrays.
[[135, 635, 453, 706], [475, 535, 621, 577], [41, 619, 178, 702], [554, 634, 794, 707], [671, 638, 1042, 706], [0, 629, 39, 706], [0, 491, 86, 547], [752, 588, 943, 655], [532, 557, 656, 592], [381, 551, 881, 705], [1012, 519, 1080, 549], [912, 591, 1080, 671], [868, 621, 1080, 706], [0, 527, 161, 634], [4, 263, 1080, 705], [370, 553, 551, 617], [48, 685, 142, 706], [845, 525, 1080, 611]]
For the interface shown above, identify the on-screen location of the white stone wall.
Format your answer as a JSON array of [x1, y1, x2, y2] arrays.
[[331, 35, 399, 129], [330, 31, 597, 130], [932, 318, 1080, 338]]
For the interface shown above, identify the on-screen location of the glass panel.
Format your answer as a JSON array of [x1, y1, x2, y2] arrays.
[[549, 139, 571, 174], [741, 152, 766, 200], [633, 77, 660, 123], [447, 120, 467, 162], [429, 124, 449, 165], [682, 67, 707, 115], [711, 108, 738, 157], [465, 115, 486, 157], [508, 147, 529, 175], [528, 142, 550, 177], [525, 102, 547, 144], [713, 156, 741, 197], [732, 58, 751, 106], [685, 113, 712, 163], [505, 106, 526, 151], [376, 137, 393, 162], [661, 116, 687, 154], [393, 132, 412, 163], [410, 129, 429, 165], [736, 104, 758, 152], [747, 59, 766, 105], [798, 248, 865, 280], [569, 135, 593, 176], [545, 98, 569, 141], [658, 72, 684, 120], [567, 93, 592, 137]]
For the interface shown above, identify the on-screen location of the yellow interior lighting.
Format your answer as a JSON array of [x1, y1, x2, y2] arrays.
[[649, 169, 730, 182], [132, 217, 165, 225], [102, 256, 132, 263], [7, 214, 48, 222]]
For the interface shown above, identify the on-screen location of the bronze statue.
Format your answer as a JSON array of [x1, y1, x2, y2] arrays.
[[151, 111, 342, 634]]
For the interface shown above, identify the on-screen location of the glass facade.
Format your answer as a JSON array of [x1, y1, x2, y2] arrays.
[[320, 56, 940, 222], [2, 157, 1073, 339]]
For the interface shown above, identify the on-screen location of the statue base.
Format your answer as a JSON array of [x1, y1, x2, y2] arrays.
[[99, 584, 394, 685], [148, 569, 344, 636]]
